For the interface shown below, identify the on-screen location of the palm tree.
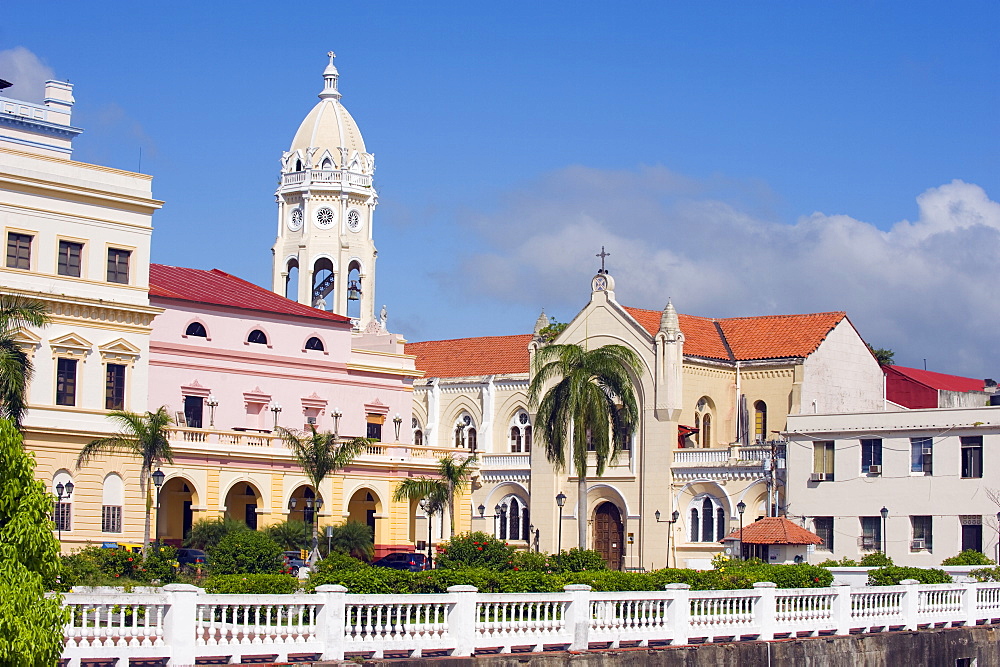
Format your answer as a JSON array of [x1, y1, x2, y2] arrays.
[[393, 454, 477, 537], [76, 407, 174, 557], [529, 343, 641, 551], [277, 425, 368, 558], [327, 520, 375, 561], [0, 295, 50, 429], [265, 519, 310, 551]]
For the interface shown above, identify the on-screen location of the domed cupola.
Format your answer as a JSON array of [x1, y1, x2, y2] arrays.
[[272, 52, 380, 330]]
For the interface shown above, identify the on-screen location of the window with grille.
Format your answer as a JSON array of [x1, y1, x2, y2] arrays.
[[6, 232, 31, 269], [102, 505, 122, 533], [861, 516, 882, 551], [754, 401, 767, 442], [56, 358, 78, 406], [54, 502, 72, 531], [107, 248, 130, 284], [814, 517, 834, 551], [367, 421, 382, 442], [689, 496, 726, 542], [911, 515, 933, 550], [57, 240, 83, 277], [961, 436, 983, 479], [861, 439, 882, 473], [911, 437, 933, 474], [105, 364, 126, 410]]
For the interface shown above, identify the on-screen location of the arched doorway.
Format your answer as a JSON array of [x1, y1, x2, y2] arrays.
[[593, 502, 624, 570], [158, 477, 197, 547], [347, 488, 379, 540], [288, 486, 323, 530], [224, 482, 261, 530]]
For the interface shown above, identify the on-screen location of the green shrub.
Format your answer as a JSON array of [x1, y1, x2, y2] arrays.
[[715, 558, 833, 588], [184, 517, 249, 552], [141, 545, 178, 584], [551, 548, 607, 573], [818, 557, 859, 567], [434, 532, 516, 570], [313, 551, 369, 574], [859, 552, 893, 567], [327, 521, 375, 561], [941, 550, 995, 566], [510, 550, 551, 572], [211, 531, 284, 575], [969, 566, 1000, 582], [265, 520, 310, 551], [203, 574, 300, 594], [306, 567, 413, 594], [649, 568, 754, 591], [868, 566, 952, 586]]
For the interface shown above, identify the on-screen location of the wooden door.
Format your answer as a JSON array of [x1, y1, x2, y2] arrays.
[[594, 503, 624, 570]]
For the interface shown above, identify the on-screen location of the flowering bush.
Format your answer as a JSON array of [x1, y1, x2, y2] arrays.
[[433, 532, 516, 571]]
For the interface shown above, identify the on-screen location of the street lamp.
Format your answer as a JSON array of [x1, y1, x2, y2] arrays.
[[528, 524, 539, 552], [325, 525, 334, 557], [656, 509, 681, 567], [419, 499, 434, 568], [270, 402, 282, 431], [152, 469, 165, 545], [332, 408, 342, 438], [737, 500, 747, 560], [478, 504, 486, 519], [556, 492, 567, 555], [54, 481, 75, 543], [494, 503, 502, 535], [393, 413, 402, 441], [206, 394, 218, 428], [880, 506, 889, 554]]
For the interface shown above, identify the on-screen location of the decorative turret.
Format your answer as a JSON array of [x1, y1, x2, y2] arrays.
[[660, 299, 680, 341], [319, 51, 341, 100], [533, 310, 550, 336]]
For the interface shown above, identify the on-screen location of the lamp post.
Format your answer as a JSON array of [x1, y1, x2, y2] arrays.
[[528, 524, 538, 552], [556, 492, 567, 555], [270, 402, 282, 431], [494, 503, 502, 536], [54, 481, 75, 543], [311, 497, 323, 557], [289, 496, 298, 523], [393, 413, 402, 441], [737, 500, 747, 560], [332, 408, 342, 438], [478, 504, 486, 520], [206, 394, 218, 428], [325, 525, 334, 557], [151, 468, 165, 545], [880, 506, 889, 555], [420, 499, 434, 568], [655, 509, 681, 568]]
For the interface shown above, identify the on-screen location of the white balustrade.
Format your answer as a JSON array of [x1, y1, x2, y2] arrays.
[[673, 449, 730, 464], [60, 581, 1000, 665], [481, 454, 532, 469]]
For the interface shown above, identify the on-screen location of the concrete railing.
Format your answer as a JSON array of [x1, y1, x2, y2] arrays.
[[59, 580, 1000, 665]]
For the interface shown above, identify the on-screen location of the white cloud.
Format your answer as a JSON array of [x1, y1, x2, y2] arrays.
[[0, 47, 55, 103], [455, 168, 1000, 377]]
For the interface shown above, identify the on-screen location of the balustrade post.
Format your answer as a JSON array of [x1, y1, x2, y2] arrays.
[[899, 579, 920, 630], [563, 584, 593, 652], [446, 585, 478, 657], [315, 584, 348, 661], [162, 583, 200, 666], [664, 583, 691, 646], [752, 581, 777, 640], [831, 582, 852, 635], [963, 582, 978, 627]]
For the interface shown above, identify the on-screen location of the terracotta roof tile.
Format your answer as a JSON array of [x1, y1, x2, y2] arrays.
[[886, 365, 984, 393], [625, 307, 845, 361], [405, 335, 532, 378], [721, 517, 823, 545], [149, 264, 351, 324]]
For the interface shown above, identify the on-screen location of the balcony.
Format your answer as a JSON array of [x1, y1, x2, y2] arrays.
[[280, 169, 372, 189], [671, 443, 785, 481]]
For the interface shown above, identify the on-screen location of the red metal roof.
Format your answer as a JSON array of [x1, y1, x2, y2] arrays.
[[721, 517, 823, 545], [149, 264, 351, 324], [886, 365, 984, 393], [405, 335, 533, 378]]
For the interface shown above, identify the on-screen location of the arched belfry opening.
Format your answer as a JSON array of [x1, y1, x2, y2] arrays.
[[312, 258, 335, 311], [346, 261, 362, 319], [285, 259, 299, 301]]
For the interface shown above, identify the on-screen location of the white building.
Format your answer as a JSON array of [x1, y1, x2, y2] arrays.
[[785, 406, 1000, 566]]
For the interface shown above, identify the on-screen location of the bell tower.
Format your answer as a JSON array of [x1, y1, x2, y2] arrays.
[[272, 52, 378, 326]]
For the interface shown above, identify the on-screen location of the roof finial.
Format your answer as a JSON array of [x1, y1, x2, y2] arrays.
[[596, 246, 610, 274], [660, 298, 680, 334], [320, 50, 341, 101]]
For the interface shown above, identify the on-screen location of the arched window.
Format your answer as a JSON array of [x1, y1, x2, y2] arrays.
[[754, 401, 767, 442], [703, 414, 712, 448], [467, 428, 477, 452], [185, 322, 207, 337], [510, 426, 522, 452], [454, 414, 475, 449], [247, 329, 267, 345], [295, 159, 302, 171], [510, 411, 531, 453], [305, 336, 324, 351], [525, 426, 532, 452], [101, 473, 124, 533], [496, 495, 530, 541], [688, 495, 725, 542], [321, 157, 333, 170], [53, 471, 74, 533], [414, 430, 423, 446], [696, 397, 714, 448]]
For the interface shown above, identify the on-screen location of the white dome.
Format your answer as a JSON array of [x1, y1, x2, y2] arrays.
[[287, 52, 368, 163]]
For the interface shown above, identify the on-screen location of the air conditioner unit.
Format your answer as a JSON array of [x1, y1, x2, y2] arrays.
[[809, 472, 826, 482], [306, 416, 317, 425], [860, 536, 876, 549], [911, 539, 926, 550], [868, 465, 881, 474], [922, 447, 933, 455]]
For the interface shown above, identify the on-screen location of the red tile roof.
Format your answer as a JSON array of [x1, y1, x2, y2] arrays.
[[721, 517, 823, 545], [405, 335, 533, 378], [886, 365, 984, 393], [625, 307, 846, 361], [149, 264, 351, 324]]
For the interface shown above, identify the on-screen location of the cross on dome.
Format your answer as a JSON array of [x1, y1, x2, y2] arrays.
[[320, 50, 341, 100], [596, 246, 611, 274]]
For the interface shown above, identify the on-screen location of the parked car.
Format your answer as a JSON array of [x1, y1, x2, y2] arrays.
[[176, 548, 208, 568], [283, 550, 308, 575], [372, 552, 427, 572]]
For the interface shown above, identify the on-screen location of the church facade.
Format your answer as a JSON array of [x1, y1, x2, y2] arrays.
[[406, 270, 884, 569]]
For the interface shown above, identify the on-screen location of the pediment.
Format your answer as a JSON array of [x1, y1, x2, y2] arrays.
[[99, 337, 142, 360], [50, 332, 93, 354]]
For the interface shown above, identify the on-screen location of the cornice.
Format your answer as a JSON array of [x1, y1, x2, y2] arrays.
[[0, 286, 161, 328]]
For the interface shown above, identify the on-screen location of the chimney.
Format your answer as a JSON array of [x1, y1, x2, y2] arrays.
[[43, 80, 74, 126]]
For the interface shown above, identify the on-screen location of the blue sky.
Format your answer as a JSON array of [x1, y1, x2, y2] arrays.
[[2, 2, 999, 376]]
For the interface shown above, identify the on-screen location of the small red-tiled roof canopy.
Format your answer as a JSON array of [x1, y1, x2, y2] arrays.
[[404, 334, 533, 379], [149, 264, 350, 324], [721, 517, 823, 546]]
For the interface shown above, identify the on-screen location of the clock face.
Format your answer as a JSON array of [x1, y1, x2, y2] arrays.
[[347, 209, 361, 232], [594, 275, 608, 291], [288, 208, 303, 231], [315, 207, 335, 230]]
